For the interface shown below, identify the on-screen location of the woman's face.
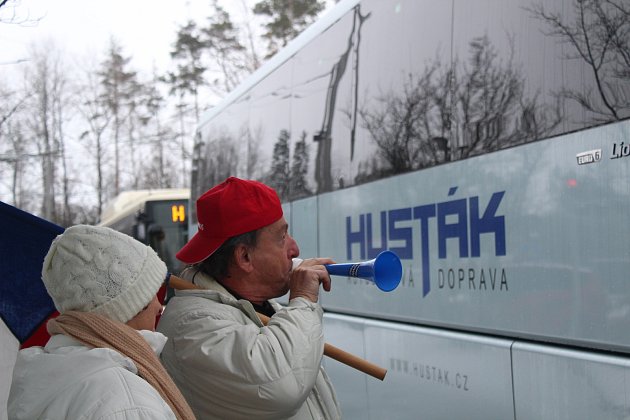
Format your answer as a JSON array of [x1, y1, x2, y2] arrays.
[[125, 294, 163, 331]]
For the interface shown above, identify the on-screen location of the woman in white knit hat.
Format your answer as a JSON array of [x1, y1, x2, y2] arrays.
[[8, 225, 195, 420]]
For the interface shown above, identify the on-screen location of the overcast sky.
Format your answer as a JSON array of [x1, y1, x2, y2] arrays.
[[0, 0, 243, 75]]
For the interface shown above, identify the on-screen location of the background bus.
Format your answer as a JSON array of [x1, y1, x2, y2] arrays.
[[190, 0, 630, 418], [98, 188, 190, 276]]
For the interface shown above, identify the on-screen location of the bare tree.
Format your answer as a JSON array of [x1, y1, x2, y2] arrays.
[[0, 87, 28, 133], [4, 120, 29, 207], [98, 38, 139, 196], [168, 20, 206, 121], [140, 68, 173, 189], [529, 0, 630, 122], [358, 35, 562, 182], [289, 131, 312, 200], [314, 4, 370, 193], [202, 0, 249, 93], [164, 19, 208, 188], [234, 121, 264, 180], [456, 36, 562, 156], [267, 129, 291, 200], [359, 69, 440, 175], [200, 133, 239, 189], [0, 78, 37, 210], [77, 58, 112, 219], [237, 0, 262, 72], [41, 49, 75, 225], [23, 43, 70, 223], [454, 36, 525, 157], [122, 77, 146, 189], [189, 133, 205, 222]]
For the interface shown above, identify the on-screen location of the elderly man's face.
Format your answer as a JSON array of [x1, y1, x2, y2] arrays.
[[249, 217, 300, 299]]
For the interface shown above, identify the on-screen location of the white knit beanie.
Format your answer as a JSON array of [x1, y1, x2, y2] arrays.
[[42, 224, 167, 324]]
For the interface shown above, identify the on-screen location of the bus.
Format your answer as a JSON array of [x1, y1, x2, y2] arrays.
[[189, 0, 630, 418], [98, 188, 190, 276]]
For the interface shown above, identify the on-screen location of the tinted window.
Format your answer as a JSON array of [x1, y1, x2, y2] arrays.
[[193, 0, 630, 205]]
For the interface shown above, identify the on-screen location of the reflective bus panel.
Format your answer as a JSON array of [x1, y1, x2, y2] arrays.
[[324, 314, 514, 419], [287, 198, 318, 259], [512, 342, 630, 419], [321, 315, 370, 418]]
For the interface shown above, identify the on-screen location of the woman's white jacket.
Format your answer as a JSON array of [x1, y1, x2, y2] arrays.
[[8, 331, 176, 419]]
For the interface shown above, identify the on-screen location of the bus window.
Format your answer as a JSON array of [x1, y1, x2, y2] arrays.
[[144, 200, 188, 276]]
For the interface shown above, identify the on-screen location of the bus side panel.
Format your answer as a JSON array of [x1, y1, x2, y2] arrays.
[[323, 314, 515, 420], [316, 120, 630, 352], [285, 196, 322, 305], [512, 342, 630, 420], [321, 315, 370, 419], [288, 197, 319, 259]]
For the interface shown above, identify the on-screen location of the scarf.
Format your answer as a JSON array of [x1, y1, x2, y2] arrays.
[[48, 311, 195, 420]]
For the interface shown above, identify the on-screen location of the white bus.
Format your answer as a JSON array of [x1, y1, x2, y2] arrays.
[[98, 188, 190, 276], [189, 0, 630, 418]]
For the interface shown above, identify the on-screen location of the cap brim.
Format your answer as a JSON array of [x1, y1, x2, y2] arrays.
[[175, 231, 223, 265]]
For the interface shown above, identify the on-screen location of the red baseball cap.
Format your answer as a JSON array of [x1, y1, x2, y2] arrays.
[[176, 177, 283, 264]]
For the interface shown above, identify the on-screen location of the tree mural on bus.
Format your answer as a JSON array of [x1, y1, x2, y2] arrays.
[[267, 129, 290, 200], [189, 134, 204, 224], [191, 119, 267, 202], [314, 4, 370, 194], [528, 0, 630, 123], [199, 132, 239, 191], [356, 35, 562, 182], [239, 122, 265, 180], [453, 36, 562, 157], [358, 67, 445, 176], [289, 132, 312, 200], [267, 129, 312, 201]]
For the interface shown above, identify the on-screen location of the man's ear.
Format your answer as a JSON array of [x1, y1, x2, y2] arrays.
[[234, 244, 254, 273]]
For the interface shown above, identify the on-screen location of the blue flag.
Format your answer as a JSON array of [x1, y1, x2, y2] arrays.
[[0, 201, 61, 344]]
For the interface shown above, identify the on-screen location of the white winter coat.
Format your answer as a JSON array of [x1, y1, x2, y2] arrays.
[[157, 269, 341, 420], [8, 331, 177, 420]]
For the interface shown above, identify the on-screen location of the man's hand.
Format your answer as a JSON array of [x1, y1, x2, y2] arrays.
[[289, 257, 335, 302]]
